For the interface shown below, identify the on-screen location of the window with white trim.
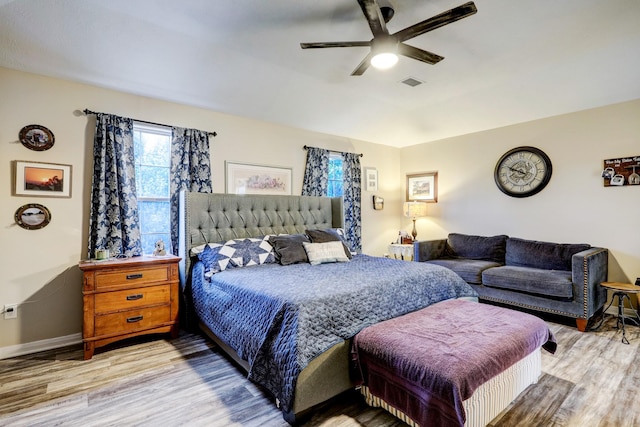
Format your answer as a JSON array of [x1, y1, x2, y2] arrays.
[[327, 153, 343, 197], [133, 123, 171, 254]]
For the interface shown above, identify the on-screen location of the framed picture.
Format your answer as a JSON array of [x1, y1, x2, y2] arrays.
[[406, 171, 438, 202], [364, 167, 378, 191], [13, 160, 72, 198], [225, 161, 292, 195], [19, 124, 55, 151], [14, 203, 52, 230]]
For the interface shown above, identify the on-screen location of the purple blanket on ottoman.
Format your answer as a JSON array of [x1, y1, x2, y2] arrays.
[[352, 299, 556, 427]]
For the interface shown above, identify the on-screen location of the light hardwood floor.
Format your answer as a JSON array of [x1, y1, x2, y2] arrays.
[[1, 315, 639, 427]]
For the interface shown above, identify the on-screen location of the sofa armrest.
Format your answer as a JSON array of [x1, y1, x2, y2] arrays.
[[413, 239, 447, 262], [572, 247, 608, 318]]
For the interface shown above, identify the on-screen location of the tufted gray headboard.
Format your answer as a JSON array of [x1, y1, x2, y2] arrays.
[[178, 191, 344, 287]]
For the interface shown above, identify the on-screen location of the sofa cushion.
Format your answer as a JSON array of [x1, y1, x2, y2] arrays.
[[506, 238, 590, 271], [427, 259, 502, 285], [482, 266, 573, 299], [445, 233, 508, 264]]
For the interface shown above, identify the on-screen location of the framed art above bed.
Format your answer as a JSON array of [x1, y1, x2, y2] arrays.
[[225, 161, 292, 195]]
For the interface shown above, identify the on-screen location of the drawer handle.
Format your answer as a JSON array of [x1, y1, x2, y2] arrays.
[[127, 315, 144, 323], [126, 294, 143, 301], [126, 273, 143, 280]]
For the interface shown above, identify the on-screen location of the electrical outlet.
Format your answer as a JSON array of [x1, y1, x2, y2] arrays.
[[4, 304, 17, 320]]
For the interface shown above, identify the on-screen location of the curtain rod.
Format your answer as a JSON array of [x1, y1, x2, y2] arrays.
[[83, 109, 217, 137], [303, 145, 363, 157]]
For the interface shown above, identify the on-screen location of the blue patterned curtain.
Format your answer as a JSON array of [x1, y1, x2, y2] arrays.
[[88, 113, 142, 258], [302, 146, 361, 252], [342, 153, 362, 251], [170, 127, 212, 255], [301, 147, 329, 196]]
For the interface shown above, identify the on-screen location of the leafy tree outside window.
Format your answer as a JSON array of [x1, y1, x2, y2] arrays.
[[327, 154, 343, 197], [133, 123, 171, 254]]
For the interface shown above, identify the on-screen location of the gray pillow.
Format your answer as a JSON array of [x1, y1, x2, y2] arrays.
[[445, 233, 508, 264], [506, 237, 590, 271], [268, 234, 311, 265], [302, 241, 350, 266], [306, 228, 352, 259]]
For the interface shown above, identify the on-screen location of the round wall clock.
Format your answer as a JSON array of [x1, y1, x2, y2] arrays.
[[14, 203, 52, 230], [19, 124, 55, 151], [494, 146, 552, 198]]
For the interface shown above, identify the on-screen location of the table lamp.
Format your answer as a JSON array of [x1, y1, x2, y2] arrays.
[[403, 201, 428, 240]]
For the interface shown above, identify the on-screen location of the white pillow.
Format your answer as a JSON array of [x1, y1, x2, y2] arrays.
[[302, 241, 350, 266]]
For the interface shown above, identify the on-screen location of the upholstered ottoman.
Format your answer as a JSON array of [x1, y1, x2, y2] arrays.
[[352, 299, 556, 427]]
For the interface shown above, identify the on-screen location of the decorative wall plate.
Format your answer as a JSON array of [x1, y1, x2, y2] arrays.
[[15, 203, 51, 230], [19, 124, 55, 151]]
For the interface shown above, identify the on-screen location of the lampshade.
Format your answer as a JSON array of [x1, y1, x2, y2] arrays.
[[403, 201, 428, 219]]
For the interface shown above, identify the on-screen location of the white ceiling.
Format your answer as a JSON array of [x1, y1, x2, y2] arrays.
[[1, 0, 639, 148]]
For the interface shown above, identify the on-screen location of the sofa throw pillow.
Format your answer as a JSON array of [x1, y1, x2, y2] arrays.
[[506, 237, 591, 271], [306, 228, 353, 259], [302, 241, 350, 266], [268, 234, 311, 265], [445, 233, 508, 264], [196, 242, 235, 278]]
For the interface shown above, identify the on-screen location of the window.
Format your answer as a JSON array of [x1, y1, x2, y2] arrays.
[[133, 123, 172, 254], [327, 154, 343, 197]]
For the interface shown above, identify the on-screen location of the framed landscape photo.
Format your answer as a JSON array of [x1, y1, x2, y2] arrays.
[[406, 171, 438, 202], [13, 160, 72, 198], [225, 161, 292, 195], [14, 203, 52, 230]]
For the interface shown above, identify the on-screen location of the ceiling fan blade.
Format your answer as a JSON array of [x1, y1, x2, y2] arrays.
[[351, 52, 373, 76], [357, 0, 389, 37], [398, 43, 444, 65], [393, 1, 477, 42], [300, 41, 371, 49]]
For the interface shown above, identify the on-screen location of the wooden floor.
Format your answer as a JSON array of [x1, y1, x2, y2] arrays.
[[1, 315, 639, 427]]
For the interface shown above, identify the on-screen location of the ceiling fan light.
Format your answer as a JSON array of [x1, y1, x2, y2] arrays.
[[371, 52, 398, 70]]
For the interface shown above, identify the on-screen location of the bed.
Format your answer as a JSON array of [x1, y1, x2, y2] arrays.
[[178, 191, 478, 423]]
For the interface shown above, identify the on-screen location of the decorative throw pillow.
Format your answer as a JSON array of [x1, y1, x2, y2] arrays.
[[268, 234, 311, 265], [224, 237, 275, 268], [196, 242, 235, 278], [302, 241, 350, 266], [306, 228, 353, 259]]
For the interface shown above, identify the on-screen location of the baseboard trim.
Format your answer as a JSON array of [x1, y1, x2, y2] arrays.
[[0, 333, 82, 360]]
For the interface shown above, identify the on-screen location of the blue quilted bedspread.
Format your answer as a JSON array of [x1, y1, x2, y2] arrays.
[[190, 254, 477, 412]]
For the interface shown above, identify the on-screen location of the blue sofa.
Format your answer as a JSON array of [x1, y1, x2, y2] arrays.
[[414, 233, 608, 331]]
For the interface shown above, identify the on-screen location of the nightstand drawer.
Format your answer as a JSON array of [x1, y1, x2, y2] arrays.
[[94, 266, 170, 290], [95, 305, 171, 336], [94, 285, 170, 314]]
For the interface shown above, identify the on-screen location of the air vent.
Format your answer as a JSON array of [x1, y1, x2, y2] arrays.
[[401, 77, 423, 87]]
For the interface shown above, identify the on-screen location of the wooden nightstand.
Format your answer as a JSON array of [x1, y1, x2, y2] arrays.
[[79, 255, 181, 360]]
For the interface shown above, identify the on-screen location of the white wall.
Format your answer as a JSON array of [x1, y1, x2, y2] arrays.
[[400, 99, 640, 284], [0, 67, 400, 351], [2, 65, 638, 354]]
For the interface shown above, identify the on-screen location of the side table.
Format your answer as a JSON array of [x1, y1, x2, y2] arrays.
[[388, 243, 414, 261], [598, 282, 640, 344], [79, 255, 181, 359]]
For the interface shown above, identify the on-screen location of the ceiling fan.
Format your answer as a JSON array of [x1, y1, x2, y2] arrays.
[[300, 0, 477, 76]]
